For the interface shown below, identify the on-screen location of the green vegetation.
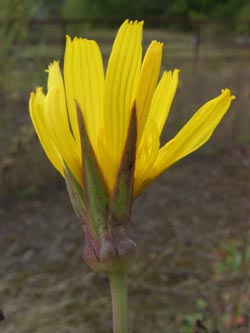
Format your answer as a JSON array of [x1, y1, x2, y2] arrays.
[[1, 0, 248, 30], [58, 0, 250, 31]]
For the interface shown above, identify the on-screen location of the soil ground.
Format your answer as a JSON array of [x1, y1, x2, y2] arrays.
[[1, 149, 250, 333]]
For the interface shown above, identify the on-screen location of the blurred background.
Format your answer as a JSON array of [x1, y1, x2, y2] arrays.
[[1, 0, 250, 332]]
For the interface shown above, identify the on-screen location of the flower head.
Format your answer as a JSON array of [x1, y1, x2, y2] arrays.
[[30, 20, 234, 197], [29, 20, 234, 273]]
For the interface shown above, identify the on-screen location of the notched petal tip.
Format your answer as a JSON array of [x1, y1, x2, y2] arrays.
[[146, 41, 163, 57], [36, 86, 44, 93], [66, 34, 71, 41], [30, 87, 44, 99], [161, 68, 180, 79], [72, 36, 85, 42], [123, 19, 144, 27], [151, 40, 163, 47], [45, 61, 60, 75], [49, 60, 60, 69], [221, 88, 236, 101], [165, 68, 180, 77]]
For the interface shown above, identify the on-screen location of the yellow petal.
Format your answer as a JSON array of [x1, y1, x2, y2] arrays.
[[46, 61, 83, 184], [104, 20, 143, 181], [152, 89, 235, 179], [29, 88, 64, 176], [63, 36, 80, 147], [136, 41, 163, 142], [147, 69, 179, 135], [134, 120, 159, 195], [44, 86, 82, 185], [47, 61, 65, 92], [64, 36, 104, 153]]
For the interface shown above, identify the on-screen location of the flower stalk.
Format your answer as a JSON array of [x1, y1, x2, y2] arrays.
[[109, 273, 128, 333]]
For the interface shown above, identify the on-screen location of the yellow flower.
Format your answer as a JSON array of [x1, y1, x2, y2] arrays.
[[29, 20, 235, 197]]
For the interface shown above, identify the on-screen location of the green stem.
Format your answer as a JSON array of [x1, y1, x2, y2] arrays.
[[108, 273, 128, 333]]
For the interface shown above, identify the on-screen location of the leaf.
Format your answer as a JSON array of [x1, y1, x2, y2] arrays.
[[64, 162, 86, 223], [76, 102, 109, 236]]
